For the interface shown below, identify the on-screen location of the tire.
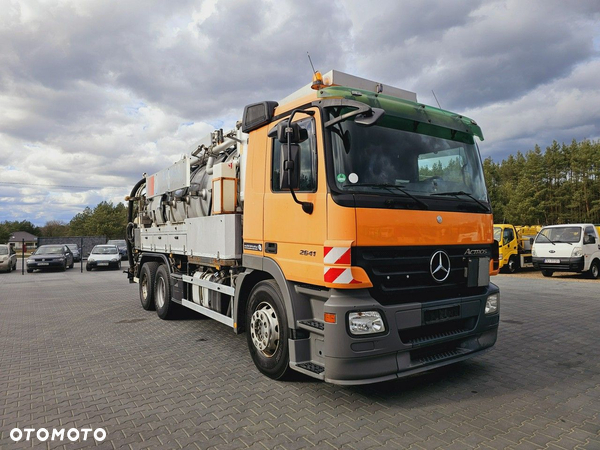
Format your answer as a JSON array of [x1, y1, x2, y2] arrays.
[[588, 260, 599, 279], [61, 260, 67, 271], [7, 263, 12, 273], [507, 256, 519, 274], [69, 260, 74, 269], [155, 264, 177, 319], [139, 262, 159, 311], [117, 260, 122, 270], [541, 269, 554, 278], [246, 280, 291, 380], [86, 265, 92, 272], [27, 268, 33, 273]]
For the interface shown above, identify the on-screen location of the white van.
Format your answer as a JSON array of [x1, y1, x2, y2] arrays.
[[532, 224, 600, 278]]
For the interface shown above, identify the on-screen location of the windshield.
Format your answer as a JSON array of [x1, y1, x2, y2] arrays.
[[493, 227, 502, 243], [536, 226, 582, 244], [92, 246, 118, 254], [327, 108, 489, 210], [107, 240, 126, 248], [35, 246, 63, 255]]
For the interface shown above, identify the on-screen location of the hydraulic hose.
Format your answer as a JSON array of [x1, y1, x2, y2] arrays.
[[126, 178, 146, 278]]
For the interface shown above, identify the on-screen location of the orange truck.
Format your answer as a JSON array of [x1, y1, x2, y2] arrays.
[[126, 70, 500, 385]]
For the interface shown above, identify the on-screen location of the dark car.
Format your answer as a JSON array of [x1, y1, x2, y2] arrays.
[[106, 239, 127, 260], [66, 244, 81, 262], [86, 245, 122, 271], [26, 245, 74, 272]]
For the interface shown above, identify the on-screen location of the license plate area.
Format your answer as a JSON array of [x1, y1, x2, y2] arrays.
[[98, 262, 109, 266], [423, 305, 461, 325], [38, 262, 49, 266], [544, 258, 560, 264]]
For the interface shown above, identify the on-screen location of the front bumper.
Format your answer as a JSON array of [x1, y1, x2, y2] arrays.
[[87, 260, 120, 269], [532, 256, 584, 272], [320, 285, 499, 385], [27, 260, 65, 270]]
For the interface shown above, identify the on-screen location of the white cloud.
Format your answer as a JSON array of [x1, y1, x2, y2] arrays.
[[0, 0, 599, 224]]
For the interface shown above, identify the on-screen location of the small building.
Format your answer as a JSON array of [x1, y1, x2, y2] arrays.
[[8, 231, 38, 251]]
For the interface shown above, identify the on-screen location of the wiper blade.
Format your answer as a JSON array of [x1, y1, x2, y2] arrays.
[[431, 191, 490, 212], [537, 235, 556, 245], [353, 184, 429, 209]]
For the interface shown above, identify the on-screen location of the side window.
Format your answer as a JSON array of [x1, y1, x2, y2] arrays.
[[272, 117, 317, 192], [503, 228, 514, 244], [584, 226, 595, 244]]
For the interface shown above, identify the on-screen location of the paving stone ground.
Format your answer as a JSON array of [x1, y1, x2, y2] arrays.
[[0, 262, 599, 449]]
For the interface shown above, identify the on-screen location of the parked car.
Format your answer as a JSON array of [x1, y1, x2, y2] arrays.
[[66, 244, 81, 262], [26, 245, 74, 272], [0, 244, 17, 272], [86, 245, 122, 271], [532, 223, 600, 278], [107, 239, 127, 260]]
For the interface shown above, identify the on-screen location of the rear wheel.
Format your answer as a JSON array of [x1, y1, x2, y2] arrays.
[[588, 260, 599, 279], [541, 269, 554, 277], [139, 262, 158, 311], [246, 280, 291, 380], [155, 264, 177, 319]]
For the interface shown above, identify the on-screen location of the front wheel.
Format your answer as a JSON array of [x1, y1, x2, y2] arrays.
[[246, 280, 291, 380], [541, 269, 554, 277], [588, 260, 599, 279], [507, 256, 519, 274]]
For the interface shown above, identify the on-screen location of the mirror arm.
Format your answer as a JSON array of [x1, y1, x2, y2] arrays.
[[285, 109, 315, 214]]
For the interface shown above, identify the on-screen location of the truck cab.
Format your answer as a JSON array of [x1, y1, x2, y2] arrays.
[[532, 224, 600, 278], [494, 224, 536, 273]]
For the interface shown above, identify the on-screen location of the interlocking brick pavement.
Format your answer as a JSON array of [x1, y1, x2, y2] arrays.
[[1, 264, 599, 449]]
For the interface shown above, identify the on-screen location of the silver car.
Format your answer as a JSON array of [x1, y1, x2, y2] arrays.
[[0, 244, 17, 272], [86, 245, 122, 271]]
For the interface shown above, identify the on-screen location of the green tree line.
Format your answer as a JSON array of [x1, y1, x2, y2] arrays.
[[483, 139, 600, 225], [0, 201, 127, 243]]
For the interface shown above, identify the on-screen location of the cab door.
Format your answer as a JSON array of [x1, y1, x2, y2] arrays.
[[263, 107, 327, 286], [582, 225, 599, 269]]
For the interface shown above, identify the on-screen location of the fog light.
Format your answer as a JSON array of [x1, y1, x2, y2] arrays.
[[485, 293, 499, 315], [348, 311, 385, 335]]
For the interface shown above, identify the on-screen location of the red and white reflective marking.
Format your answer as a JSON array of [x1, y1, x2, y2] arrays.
[[323, 267, 360, 284], [323, 246, 351, 265]]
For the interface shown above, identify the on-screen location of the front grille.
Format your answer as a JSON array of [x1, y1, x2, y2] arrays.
[[399, 317, 477, 345], [354, 245, 489, 305]]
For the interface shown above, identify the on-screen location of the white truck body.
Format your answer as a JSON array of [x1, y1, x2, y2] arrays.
[[532, 224, 600, 278]]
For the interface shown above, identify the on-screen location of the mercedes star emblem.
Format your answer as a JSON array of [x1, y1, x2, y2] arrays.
[[430, 250, 451, 282]]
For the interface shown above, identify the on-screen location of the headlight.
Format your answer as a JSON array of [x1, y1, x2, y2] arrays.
[[348, 311, 385, 335], [498, 254, 503, 260], [111, 258, 119, 262], [485, 293, 499, 315], [571, 247, 583, 257], [88, 257, 95, 262], [27, 259, 34, 264]]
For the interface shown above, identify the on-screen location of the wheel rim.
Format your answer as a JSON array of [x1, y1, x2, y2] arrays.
[[155, 277, 166, 309], [250, 302, 280, 357], [593, 264, 599, 278], [141, 274, 148, 300]]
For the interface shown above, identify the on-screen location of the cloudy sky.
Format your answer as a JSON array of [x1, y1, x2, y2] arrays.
[[1, 0, 599, 225]]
